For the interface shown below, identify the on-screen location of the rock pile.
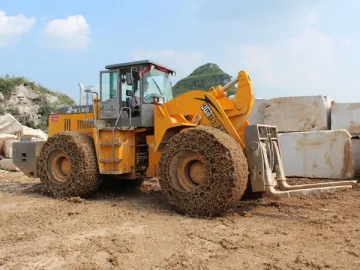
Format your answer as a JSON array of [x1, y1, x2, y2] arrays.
[[0, 113, 47, 172]]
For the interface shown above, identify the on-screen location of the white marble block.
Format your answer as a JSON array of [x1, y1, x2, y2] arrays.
[[248, 99, 266, 124], [278, 130, 355, 179], [264, 96, 331, 132], [331, 103, 360, 135], [0, 114, 23, 134]]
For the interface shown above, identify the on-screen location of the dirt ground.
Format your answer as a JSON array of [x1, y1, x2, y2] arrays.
[[0, 170, 359, 270]]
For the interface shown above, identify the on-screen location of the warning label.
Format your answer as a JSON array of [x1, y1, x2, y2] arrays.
[[51, 115, 59, 122]]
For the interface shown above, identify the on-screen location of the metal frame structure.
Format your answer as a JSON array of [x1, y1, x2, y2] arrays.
[[244, 124, 357, 198]]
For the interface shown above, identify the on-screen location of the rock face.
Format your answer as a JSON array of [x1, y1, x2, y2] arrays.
[[0, 85, 62, 130], [172, 63, 237, 97], [0, 77, 75, 130]]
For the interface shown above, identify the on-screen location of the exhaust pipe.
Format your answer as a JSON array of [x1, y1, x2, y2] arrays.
[[78, 82, 84, 105]]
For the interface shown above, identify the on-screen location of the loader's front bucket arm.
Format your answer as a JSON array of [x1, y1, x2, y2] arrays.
[[244, 124, 357, 199]]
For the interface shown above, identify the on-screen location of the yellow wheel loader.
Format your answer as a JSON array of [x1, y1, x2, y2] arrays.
[[12, 60, 357, 217]]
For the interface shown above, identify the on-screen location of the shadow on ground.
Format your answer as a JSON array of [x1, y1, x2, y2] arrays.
[[0, 177, 175, 215]]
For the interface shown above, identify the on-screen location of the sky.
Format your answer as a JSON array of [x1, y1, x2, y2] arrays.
[[1, 0, 360, 103]]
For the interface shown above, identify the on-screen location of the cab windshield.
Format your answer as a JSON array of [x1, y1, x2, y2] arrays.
[[141, 68, 173, 103]]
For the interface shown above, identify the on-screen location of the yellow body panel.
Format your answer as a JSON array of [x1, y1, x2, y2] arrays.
[[146, 135, 162, 178], [145, 70, 254, 178], [48, 98, 138, 177], [91, 128, 136, 176], [152, 70, 254, 152], [48, 112, 95, 138]]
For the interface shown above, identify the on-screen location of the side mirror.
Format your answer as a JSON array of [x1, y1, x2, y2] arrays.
[[126, 72, 132, 85], [126, 90, 133, 97]]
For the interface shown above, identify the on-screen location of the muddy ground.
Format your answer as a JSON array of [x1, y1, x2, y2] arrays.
[[0, 170, 359, 270]]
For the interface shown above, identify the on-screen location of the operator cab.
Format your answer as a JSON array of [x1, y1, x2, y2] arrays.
[[99, 60, 175, 128]]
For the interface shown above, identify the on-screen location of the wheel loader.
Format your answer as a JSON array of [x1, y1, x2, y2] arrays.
[[12, 60, 357, 217]]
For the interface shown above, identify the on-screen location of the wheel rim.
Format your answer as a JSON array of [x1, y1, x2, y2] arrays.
[[169, 150, 207, 192], [50, 151, 71, 183]]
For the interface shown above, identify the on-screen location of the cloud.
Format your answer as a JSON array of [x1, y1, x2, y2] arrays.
[[187, 0, 203, 11], [302, 10, 318, 26], [40, 15, 91, 50], [221, 11, 337, 98], [0, 10, 36, 46], [339, 37, 360, 46], [194, 0, 319, 24], [129, 49, 205, 83]]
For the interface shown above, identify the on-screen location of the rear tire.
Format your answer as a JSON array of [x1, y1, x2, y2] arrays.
[[37, 131, 102, 198], [159, 126, 249, 217]]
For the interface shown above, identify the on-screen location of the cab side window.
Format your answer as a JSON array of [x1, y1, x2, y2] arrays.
[[101, 71, 118, 101]]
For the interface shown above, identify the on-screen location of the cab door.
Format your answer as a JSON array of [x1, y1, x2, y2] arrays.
[[99, 70, 120, 120]]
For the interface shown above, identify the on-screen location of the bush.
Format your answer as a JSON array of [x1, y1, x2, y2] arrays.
[[9, 107, 20, 115], [38, 98, 56, 131]]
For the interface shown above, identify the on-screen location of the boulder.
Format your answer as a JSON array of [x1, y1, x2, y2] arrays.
[[278, 130, 355, 179], [264, 96, 331, 132], [248, 99, 266, 124], [0, 159, 20, 172], [20, 126, 47, 141], [2, 139, 18, 159], [0, 134, 17, 150], [45, 93, 59, 104], [331, 103, 360, 135], [13, 85, 40, 101], [0, 114, 23, 134]]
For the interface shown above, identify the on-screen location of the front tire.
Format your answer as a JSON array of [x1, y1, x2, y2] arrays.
[[37, 131, 102, 198], [158, 126, 249, 217]]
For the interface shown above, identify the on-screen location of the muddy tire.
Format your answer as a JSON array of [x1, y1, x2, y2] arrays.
[[158, 126, 249, 217], [37, 131, 101, 198]]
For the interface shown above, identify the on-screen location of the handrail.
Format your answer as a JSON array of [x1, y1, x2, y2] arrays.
[[115, 106, 132, 128]]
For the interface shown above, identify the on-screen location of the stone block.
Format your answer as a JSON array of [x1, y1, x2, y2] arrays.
[[331, 103, 360, 135], [278, 130, 354, 179], [264, 96, 331, 132], [249, 99, 266, 124]]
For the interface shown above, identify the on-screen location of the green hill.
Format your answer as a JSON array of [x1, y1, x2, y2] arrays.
[[172, 63, 237, 97]]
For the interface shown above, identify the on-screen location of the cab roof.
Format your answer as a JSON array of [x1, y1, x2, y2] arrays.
[[105, 60, 176, 73]]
